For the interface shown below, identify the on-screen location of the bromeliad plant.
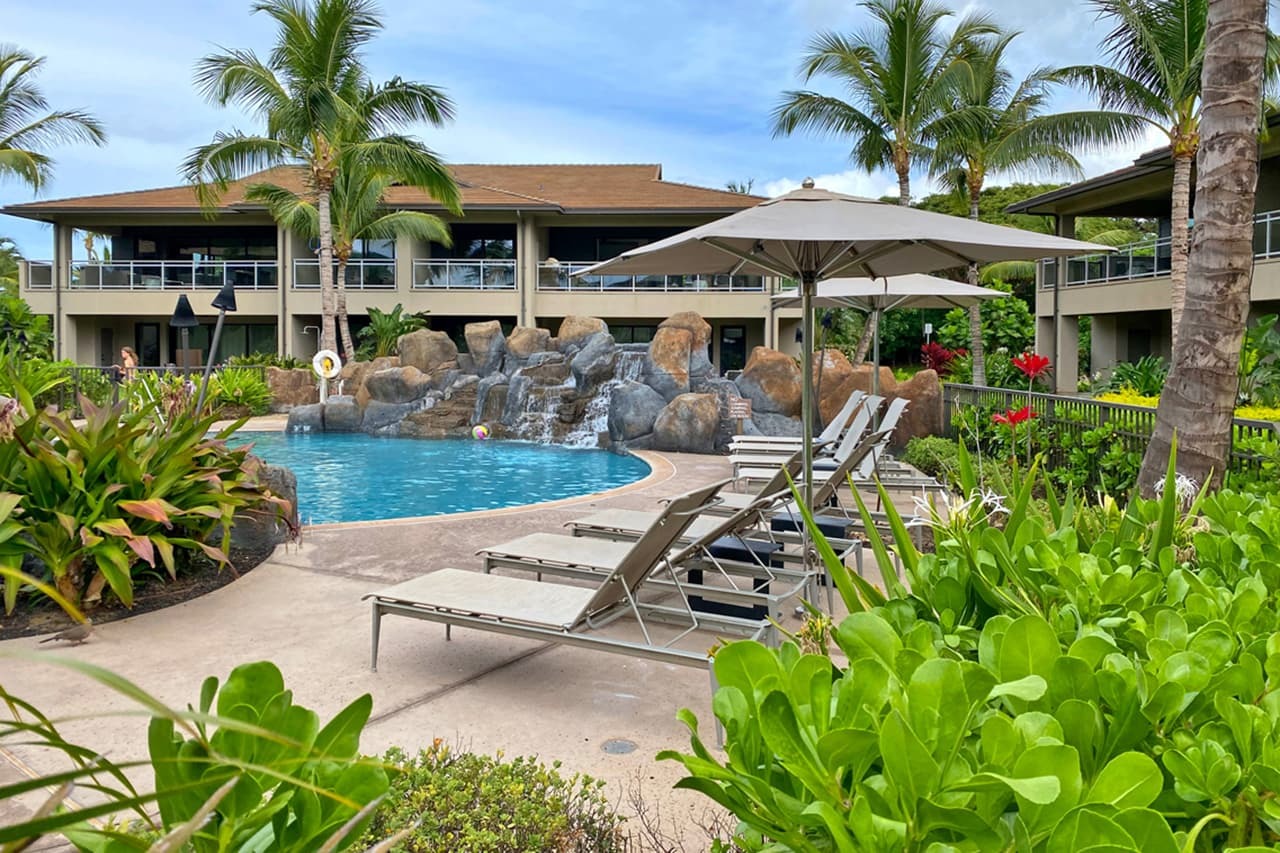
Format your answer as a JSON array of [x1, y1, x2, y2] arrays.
[[665, 443, 1280, 850], [0, 383, 290, 610]]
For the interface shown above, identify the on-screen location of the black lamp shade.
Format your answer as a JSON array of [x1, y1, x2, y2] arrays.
[[211, 283, 237, 313], [795, 326, 803, 344], [170, 295, 199, 328]]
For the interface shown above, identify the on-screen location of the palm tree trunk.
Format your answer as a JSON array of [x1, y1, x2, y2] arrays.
[[967, 187, 986, 386], [854, 160, 910, 364], [316, 189, 338, 354], [335, 260, 356, 359], [1168, 150, 1195, 344], [1137, 0, 1267, 495]]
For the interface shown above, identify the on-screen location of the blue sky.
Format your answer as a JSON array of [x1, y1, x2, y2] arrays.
[[1, 0, 1167, 257]]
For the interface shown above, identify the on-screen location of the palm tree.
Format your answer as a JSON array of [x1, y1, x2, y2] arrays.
[[183, 0, 461, 355], [1137, 0, 1268, 493], [0, 46, 105, 192], [931, 32, 1146, 383], [772, 0, 997, 361], [248, 149, 451, 357], [1055, 0, 1277, 347], [0, 237, 21, 295]]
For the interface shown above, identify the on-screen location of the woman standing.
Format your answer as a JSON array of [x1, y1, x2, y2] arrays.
[[118, 346, 138, 383]]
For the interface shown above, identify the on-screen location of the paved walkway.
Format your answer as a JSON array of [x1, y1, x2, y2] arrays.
[[0, 447, 890, 849]]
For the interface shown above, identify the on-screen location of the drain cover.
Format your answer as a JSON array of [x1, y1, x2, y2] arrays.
[[601, 738, 637, 755]]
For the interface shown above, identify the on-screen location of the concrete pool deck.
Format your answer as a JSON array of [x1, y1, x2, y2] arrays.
[[0, 445, 896, 849]]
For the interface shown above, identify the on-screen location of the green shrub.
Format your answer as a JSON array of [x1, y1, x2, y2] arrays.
[[209, 367, 271, 415], [358, 303, 426, 360], [358, 743, 624, 853], [937, 279, 1034, 355], [1102, 354, 1168, 396], [900, 435, 960, 482], [227, 351, 307, 370]]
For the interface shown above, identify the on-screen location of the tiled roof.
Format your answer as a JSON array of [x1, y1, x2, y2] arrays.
[[3, 163, 763, 218]]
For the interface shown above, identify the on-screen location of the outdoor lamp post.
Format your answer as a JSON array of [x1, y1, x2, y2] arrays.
[[196, 282, 237, 412], [169, 295, 198, 378]]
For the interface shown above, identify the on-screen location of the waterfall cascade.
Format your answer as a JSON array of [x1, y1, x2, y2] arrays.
[[562, 351, 645, 448]]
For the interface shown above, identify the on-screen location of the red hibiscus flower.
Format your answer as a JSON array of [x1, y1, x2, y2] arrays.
[[1012, 352, 1052, 381], [992, 406, 1037, 426]]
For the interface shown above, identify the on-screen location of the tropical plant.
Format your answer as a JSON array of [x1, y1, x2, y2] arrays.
[[0, 383, 289, 610], [0, 340, 66, 401], [248, 143, 451, 358], [1, 659, 388, 852], [0, 289, 53, 355], [937, 279, 1034, 357], [772, 0, 997, 361], [207, 367, 272, 415], [1238, 313, 1280, 406], [357, 743, 624, 852], [227, 351, 308, 370], [919, 341, 960, 376], [1138, 0, 1271, 493], [1103, 354, 1169, 396], [900, 434, 961, 481], [1054, 0, 1279, 345], [183, 0, 462, 356], [931, 30, 1144, 384], [357, 303, 426, 359], [0, 46, 105, 191], [0, 236, 22, 294]]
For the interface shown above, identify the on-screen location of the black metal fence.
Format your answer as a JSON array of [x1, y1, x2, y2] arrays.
[[52, 365, 269, 415], [942, 383, 1279, 476]]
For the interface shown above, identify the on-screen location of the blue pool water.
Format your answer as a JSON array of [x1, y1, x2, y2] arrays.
[[233, 433, 650, 525]]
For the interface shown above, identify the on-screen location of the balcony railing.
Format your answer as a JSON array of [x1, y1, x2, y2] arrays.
[[39, 260, 280, 291], [25, 261, 53, 290], [292, 259, 396, 290], [1041, 208, 1280, 288], [412, 259, 516, 290], [537, 261, 765, 292]]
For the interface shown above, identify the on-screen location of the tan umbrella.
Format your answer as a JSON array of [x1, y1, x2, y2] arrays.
[[578, 180, 1108, 546], [772, 274, 1008, 396]]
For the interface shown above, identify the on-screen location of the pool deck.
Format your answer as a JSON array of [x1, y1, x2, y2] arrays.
[[0, 436, 896, 849]]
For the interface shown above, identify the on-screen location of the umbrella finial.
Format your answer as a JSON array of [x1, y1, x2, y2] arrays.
[[801, 177, 815, 189]]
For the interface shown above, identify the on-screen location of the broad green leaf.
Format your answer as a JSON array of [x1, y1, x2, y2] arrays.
[[997, 615, 1061, 684], [1085, 752, 1162, 809], [988, 675, 1048, 702], [948, 771, 1061, 804]]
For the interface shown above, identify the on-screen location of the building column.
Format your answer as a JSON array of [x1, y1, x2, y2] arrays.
[[394, 232, 414, 295], [1054, 315, 1079, 393], [277, 225, 289, 358], [53, 222, 74, 361], [1090, 315, 1120, 380], [516, 214, 539, 327], [1035, 316, 1055, 359]]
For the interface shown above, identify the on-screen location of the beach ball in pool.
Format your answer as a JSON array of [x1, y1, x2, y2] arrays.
[[472, 424, 491, 440]]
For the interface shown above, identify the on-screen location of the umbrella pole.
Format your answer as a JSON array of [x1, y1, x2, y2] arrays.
[[800, 271, 816, 577], [872, 307, 882, 402]]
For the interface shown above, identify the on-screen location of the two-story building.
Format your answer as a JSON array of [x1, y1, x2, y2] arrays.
[[1010, 130, 1280, 392], [6, 164, 804, 373]]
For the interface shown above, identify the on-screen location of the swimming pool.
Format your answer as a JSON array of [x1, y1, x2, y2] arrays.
[[233, 433, 651, 525]]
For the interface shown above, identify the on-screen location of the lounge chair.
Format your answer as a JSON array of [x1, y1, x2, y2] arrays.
[[727, 390, 867, 454], [362, 479, 772, 674], [730, 395, 885, 482], [479, 483, 824, 618]]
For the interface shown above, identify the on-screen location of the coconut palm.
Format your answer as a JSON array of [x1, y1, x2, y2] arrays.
[[1055, 0, 1278, 346], [931, 32, 1147, 383], [183, 0, 461, 355], [0, 46, 105, 192], [1138, 0, 1269, 492], [772, 0, 997, 361], [0, 237, 21, 294], [248, 149, 451, 357]]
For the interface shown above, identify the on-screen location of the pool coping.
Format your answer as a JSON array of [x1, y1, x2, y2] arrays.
[[285, 449, 673, 531]]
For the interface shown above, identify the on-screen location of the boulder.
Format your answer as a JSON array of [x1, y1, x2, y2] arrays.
[[456, 353, 476, 375], [812, 349, 855, 424], [229, 461, 297, 554], [528, 351, 564, 367], [286, 402, 323, 432], [735, 347, 802, 417], [400, 382, 479, 438], [661, 311, 714, 389], [506, 326, 552, 360], [571, 332, 618, 388], [361, 399, 421, 433], [266, 367, 317, 412], [653, 393, 719, 454], [698, 377, 743, 452], [750, 412, 804, 437], [364, 366, 433, 404], [398, 329, 458, 374], [465, 320, 507, 376], [557, 316, 608, 349], [321, 395, 362, 432], [644, 326, 693, 401], [474, 374, 509, 425], [608, 381, 667, 442], [520, 357, 572, 386], [890, 370, 943, 448]]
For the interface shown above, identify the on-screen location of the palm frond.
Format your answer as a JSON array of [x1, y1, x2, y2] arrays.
[[244, 182, 319, 235], [182, 134, 296, 210], [355, 210, 451, 245]]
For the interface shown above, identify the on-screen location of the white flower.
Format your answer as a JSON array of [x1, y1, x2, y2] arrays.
[[977, 488, 1009, 516]]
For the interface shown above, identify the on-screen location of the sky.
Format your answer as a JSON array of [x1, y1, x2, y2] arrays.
[[0, 0, 1170, 258]]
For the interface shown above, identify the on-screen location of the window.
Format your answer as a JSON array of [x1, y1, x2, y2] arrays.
[[611, 325, 657, 345], [464, 238, 515, 260], [353, 238, 395, 260]]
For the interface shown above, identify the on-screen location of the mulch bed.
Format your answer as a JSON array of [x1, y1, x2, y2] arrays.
[[0, 542, 277, 641]]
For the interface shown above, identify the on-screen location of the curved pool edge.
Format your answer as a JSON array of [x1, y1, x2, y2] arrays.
[[299, 449, 672, 531]]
